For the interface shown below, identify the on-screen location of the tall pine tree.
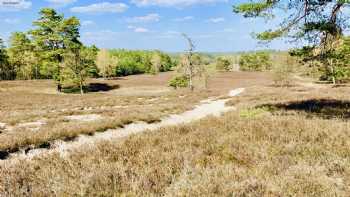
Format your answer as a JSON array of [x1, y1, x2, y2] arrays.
[[30, 8, 81, 92]]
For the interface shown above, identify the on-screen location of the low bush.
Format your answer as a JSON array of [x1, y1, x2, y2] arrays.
[[239, 51, 272, 71], [319, 66, 350, 83], [169, 75, 189, 89], [216, 57, 231, 71]]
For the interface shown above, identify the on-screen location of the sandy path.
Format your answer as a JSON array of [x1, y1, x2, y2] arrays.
[[4, 88, 245, 162]]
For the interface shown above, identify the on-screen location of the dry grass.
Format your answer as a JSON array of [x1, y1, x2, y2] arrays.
[[2, 72, 348, 196], [0, 82, 206, 152], [1, 86, 350, 196], [0, 72, 269, 153]]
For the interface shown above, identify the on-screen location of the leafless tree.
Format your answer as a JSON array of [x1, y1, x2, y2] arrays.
[[182, 33, 195, 91]]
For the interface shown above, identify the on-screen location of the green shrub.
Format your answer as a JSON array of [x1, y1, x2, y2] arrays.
[[169, 75, 189, 89], [239, 51, 272, 71], [216, 57, 231, 71], [239, 107, 268, 119], [319, 66, 350, 83]]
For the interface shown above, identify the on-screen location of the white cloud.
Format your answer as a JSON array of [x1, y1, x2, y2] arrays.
[[207, 17, 225, 23], [126, 13, 160, 23], [71, 2, 128, 13], [173, 16, 193, 22], [223, 28, 235, 33], [134, 27, 149, 33], [166, 30, 180, 35], [0, 0, 31, 11], [127, 25, 150, 33], [197, 34, 214, 38], [3, 18, 20, 24], [45, 0, 76, 6], [131, 0, 227, 7], [81, 20, 95, 26], [82, 30, 120, 42], [81, 30, 121, 48], [157, 30, 181, 38]]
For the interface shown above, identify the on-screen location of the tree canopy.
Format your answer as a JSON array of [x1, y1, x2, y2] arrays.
[[234, 1, 350, 83], [0, 38, 12, 80], [29, 8, 81, 90], [8, 32, 38, 80], [234, 0, 350, 48]]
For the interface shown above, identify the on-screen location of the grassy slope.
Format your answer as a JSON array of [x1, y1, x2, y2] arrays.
[[1, 81, 350, 196]]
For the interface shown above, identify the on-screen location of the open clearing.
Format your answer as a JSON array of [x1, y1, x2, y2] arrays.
[[2, 1, 350, 195], [0, 72, 268, 156], [9, 87, 244, 161], [1, 71, 350, 196]]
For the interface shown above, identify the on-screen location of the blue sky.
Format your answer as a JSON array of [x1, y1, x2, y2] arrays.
[[0, 0, 294, 52]]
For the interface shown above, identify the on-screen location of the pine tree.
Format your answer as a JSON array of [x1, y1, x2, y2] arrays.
[[29, 8, 81, 92]]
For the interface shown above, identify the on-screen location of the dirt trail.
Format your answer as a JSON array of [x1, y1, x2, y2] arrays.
[[2, 88, 245, 162]]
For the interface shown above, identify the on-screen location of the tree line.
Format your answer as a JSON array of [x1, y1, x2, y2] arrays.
[[96, 49, 175, 78], [0, 8, 175, 94]]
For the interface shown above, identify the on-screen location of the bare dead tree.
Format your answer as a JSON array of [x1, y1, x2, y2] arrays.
[[182, 33, 195, 91]]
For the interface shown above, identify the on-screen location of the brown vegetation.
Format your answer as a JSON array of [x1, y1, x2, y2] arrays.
[[1, 72, 349, 196], [0, 72, 269, 153]]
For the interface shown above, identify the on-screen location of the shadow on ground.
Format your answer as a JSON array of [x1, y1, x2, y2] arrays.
[[63, 83, 120, 94], [259, 99, 350, 119]]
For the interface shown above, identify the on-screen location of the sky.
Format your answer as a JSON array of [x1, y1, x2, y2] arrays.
[[0, 0, 295, 52]]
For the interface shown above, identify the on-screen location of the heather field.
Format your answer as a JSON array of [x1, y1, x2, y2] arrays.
[[1, 0, 350, 196], [1, 71, 350, 196]]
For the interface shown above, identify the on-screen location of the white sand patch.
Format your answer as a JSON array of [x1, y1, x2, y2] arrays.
[[200, 98, 214, 104], [0, 123, 6, 129], [0, 123, 14, 132], [90, 98, 235, 143], [1, 120, 47, 133], [6, 88, 245, 161], [65, 114, 102, 122], [112, 105, 126, 109], [148, 98, 160, 102], [60, 104, 154, 112], [17, 120, 46, 128], [229, 88, 245, 97]]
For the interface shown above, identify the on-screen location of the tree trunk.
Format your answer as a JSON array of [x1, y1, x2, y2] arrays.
[[35, 65, 38, 79], [79, 77, 84, 95], [80, 83, 84, 95], [57, 76, 62, 92], [330, 60, 336, 85], [189, 77, 193, 91], [57, 84, 62, 93], [57, 54, 63, 92], [204, 75, 209, 89], [189, 67, 194, 91]]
